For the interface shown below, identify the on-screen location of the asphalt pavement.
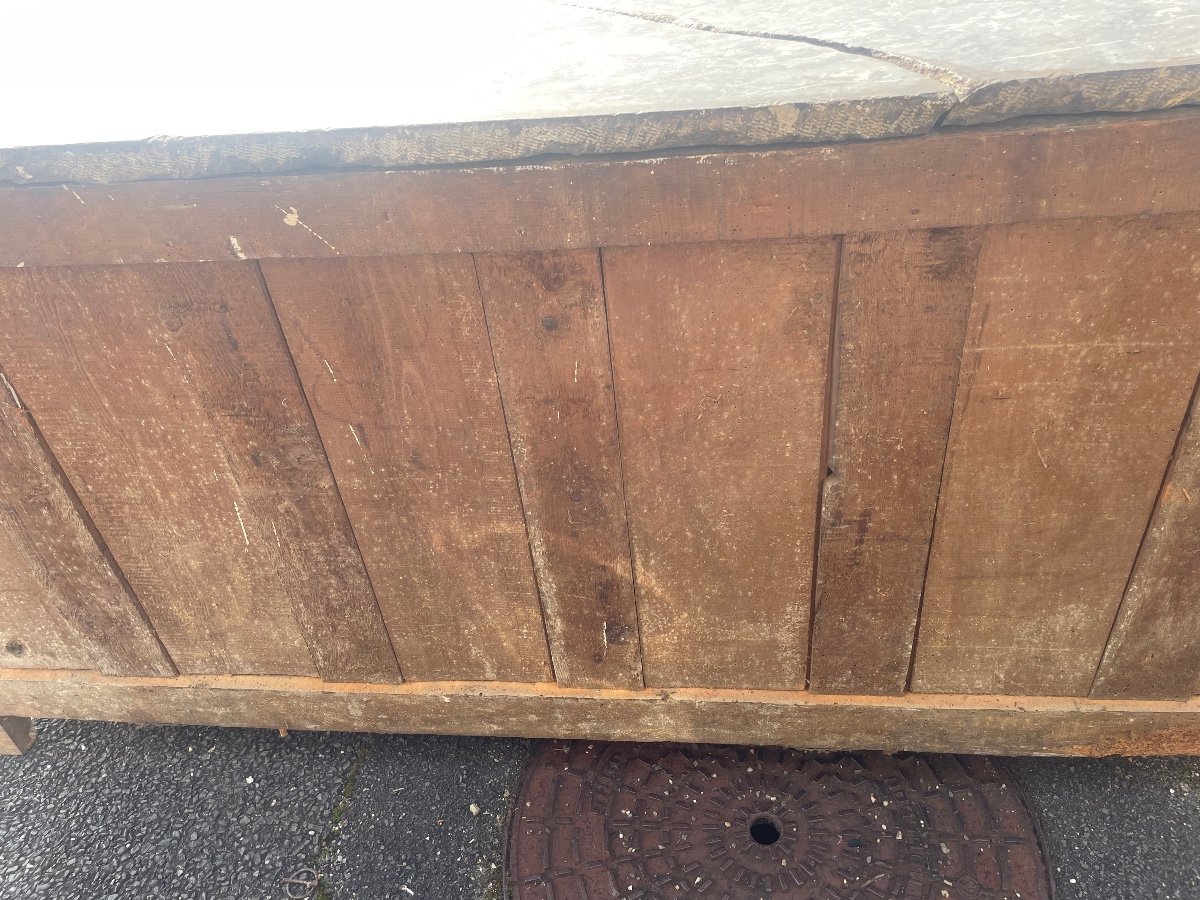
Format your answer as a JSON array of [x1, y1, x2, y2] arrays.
[[0, 718, 1197, 899]]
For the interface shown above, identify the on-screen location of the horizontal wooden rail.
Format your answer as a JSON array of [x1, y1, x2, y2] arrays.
[[2, 109, 1198, 269], [3, 668, 1199, 757]]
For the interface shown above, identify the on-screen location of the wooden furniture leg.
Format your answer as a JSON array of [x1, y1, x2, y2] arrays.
[[0, 717, 35, 755]]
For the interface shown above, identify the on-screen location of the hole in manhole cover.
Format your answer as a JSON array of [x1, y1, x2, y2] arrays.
[[507, 742, 1054, 899], [748, 814, 782, 846]]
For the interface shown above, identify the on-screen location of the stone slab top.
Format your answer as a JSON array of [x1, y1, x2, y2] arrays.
[[586, 0, 1200, 124], [2, 0, 1196, 185]]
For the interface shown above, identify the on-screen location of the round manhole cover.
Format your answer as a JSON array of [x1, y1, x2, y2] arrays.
[[508, 743, 1054, 900]]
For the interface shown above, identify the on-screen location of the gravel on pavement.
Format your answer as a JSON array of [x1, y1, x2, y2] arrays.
[[1, 719, 1198, 899]]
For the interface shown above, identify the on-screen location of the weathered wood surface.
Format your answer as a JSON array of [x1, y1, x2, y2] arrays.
[[1093, 382, 1200, 700], [809, 229, 979, 695], [913, 214, 1200, 696], [1, 112, 1200, 754], [3, 669, 1200, 757], [476, 251, 643, 690], [0, 264, 399, 681], [2, 111, 1199, 269], [0, 716, 35, 755], [0, 366, 173, 677], [0, 389, 107, 673], [260, 256, 553, 683], [603, 239, 834, 689], [0, 522, 96, 672]]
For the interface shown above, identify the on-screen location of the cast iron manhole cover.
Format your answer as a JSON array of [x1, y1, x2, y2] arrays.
[[508, 743, 1054, 900]]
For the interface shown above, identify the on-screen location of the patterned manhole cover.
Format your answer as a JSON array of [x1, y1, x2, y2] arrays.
[[508, 743, 1054, 900]]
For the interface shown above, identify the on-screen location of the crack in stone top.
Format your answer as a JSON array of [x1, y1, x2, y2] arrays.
[[570, 0, 1200, 126], [553, 0, 976, 93]]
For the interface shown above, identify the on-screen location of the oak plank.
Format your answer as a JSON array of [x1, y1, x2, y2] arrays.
[[476, 251, 642, 689], [1, 111, 1198, 268], [4, 669, 1200, 757], [0, 521, 100, 672], [602, 239, 835, 689], [809, 228, 979, 695], [0, 263, 399, 681], [1092, 385, 1200, 700], [0, 368, 174, 676], [913, 214, 1200, 696], [260, 256, 553, 682]]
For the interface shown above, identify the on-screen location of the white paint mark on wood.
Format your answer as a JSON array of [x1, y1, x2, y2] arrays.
[[0, 373, 23, 409], [274, 205, 339, 254], [62, 185, 86, 205], [1034, 440, 1049, 469], [227, 236, 248, 261], [233, 501, 250, 546], [349, 423, 364, 447]]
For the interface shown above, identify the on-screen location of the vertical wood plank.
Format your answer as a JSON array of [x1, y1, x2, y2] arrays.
[[809, 228, 979, 695], [0, 369, 174, 676], [1092, 382, 1200, 700], [0, 264, 400, 682], [260, 256, 553, 683], [602, 239, 835, 689], [0, 518, 104, 672], [476, 251, 643, 689], [913, 214, 1200, 696]]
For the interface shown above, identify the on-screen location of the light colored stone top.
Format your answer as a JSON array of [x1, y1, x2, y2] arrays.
[[584, 0, 1200, 124], [2, 0, 1196, 184]]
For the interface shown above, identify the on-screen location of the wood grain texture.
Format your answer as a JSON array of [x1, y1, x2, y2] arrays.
[[0, 393, 104, 673], [0, 521, 95, 672], [0, 368, 174, 676], [913, 214, 1200, 696], [603, 239, 835, 690], [1092, 382, 1200, 700], [2, 111, 1198, 268], [809, 229, 979, 695], [260, 256, 553, 683], [476, 251, 642, 689], [4, 669, 1200, 757], [0, 263, 399, 681]]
